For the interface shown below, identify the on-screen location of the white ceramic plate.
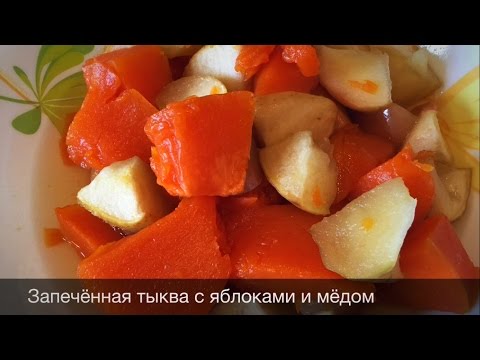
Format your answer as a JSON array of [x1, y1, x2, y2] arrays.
[[0, 45, 478, 284]]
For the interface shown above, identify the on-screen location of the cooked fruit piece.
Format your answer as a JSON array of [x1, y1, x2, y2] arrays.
[[225, 204, 340, 279], [77, 197, 231, 279], [430, 162, 472, 221], [145, 91, 255, 197], [254, 47, 318, 96], [77, 156, 177, 233], [331, 125, 395, 203], [281, 45, 320, 77], [310, 178, 417, 279], [55, 204, 123, 258], [235, 45, 276, 80], [254, 92, 337, 147], [405, 110, 452, 163], [351, 146, 434, 222], [184, 45, 248, 91], [354, 103, 417, 148], [310, 84, 353, 130], [317, 46, 392, 111], [155, 75, 227, 108], [400, 215, 476, 278], [373, 46, 441, 107], [259, 131, 337, 215], [85, 45, 171, 103], [66, 88, 158, 170], [66, 46, 172, 170], [158, 45, 202, 58], [324, 45, 370, 51]]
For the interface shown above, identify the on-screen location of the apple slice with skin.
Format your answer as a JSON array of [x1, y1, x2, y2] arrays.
[[254, 91, 338, 147], [372, 46, 441, 107], [317, 46, 392, 112], [259, 131, 337, 215], [310, 178, 417, 279], [354, 103, 418, 148], [405, 110, 452, 163], [430, 162, 472, 221]]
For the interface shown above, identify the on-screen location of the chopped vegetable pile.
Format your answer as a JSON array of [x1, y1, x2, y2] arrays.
[[54, 45, 478, 314]]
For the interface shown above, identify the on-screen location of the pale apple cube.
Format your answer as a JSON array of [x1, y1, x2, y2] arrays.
[[156, 75, 227, 109], [317, 46, 392, 112], [254, 91, 338, 147], [77, 156, 176, 233], [260, 131, 337, 215], [184, 45, 248, 91], [310, 178, 416, 279]]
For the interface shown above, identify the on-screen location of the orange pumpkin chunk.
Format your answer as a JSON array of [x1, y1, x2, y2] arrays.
[[145, 91, 255, 197], [78, 197, 230, 279]]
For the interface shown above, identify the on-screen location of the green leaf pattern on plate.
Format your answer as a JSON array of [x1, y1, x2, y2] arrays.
[[41, 51, 85, 94], [11, 106, 41, 134], [13, 66, 36, 95], [0, 45, 95, 135]]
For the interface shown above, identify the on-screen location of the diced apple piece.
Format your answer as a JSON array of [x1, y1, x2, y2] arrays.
[[254, 91, 338, 147], [155, 75, 227, 108], [77, 156, 177, 233], [405, 110, 452, 162], [310, 84, 352, 130], [373, 46, 441, 107], [184, 45, 248, 91], [430, 162, 472, 221], [259, 131, 337, 215], [317, 46, 392, 112], [310, 178, 417, 279], [158, 45, 202, 58]]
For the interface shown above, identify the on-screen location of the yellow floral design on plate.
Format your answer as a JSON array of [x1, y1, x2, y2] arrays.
[[437, 66, 479, 191]]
